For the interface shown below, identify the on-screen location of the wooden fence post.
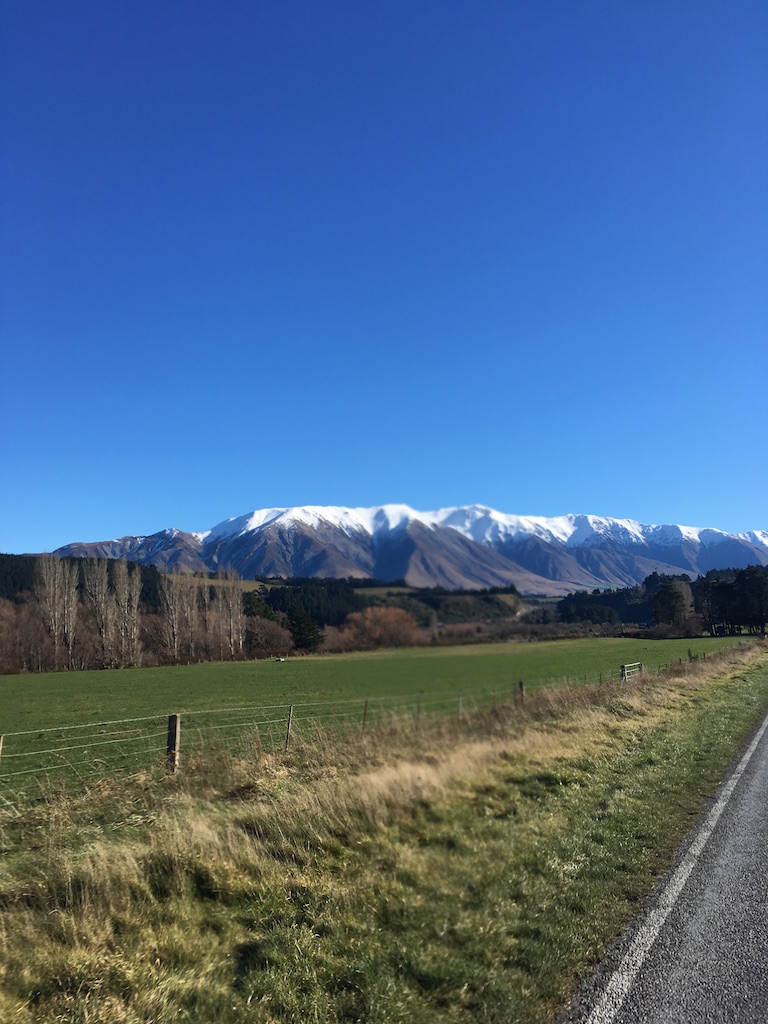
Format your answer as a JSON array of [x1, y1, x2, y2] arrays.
[[166, 714, 180, 774], [518, 680, 525, 704], [284, 705, 293, 752], [458, 691, 463, 719], [360, 699, 369, 735]]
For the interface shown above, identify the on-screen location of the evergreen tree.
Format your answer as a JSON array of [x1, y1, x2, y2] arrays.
[[286, 604, 324, 652], [652, 580, 687, 626]]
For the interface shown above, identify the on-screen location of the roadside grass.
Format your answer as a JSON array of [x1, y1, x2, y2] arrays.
[[0, 642, 767, 1022]]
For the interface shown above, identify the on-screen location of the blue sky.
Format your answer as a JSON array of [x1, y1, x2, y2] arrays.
[[1, 0, 766, 553]]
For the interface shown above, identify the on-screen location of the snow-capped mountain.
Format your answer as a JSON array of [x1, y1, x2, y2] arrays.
[[53, 505, 768, 596]]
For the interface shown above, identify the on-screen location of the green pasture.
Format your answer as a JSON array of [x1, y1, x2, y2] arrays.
[[0, 635, 743, 731], [0, 636, 744, 798]]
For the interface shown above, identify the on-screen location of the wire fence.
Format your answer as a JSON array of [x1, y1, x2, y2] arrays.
[[0, 680, 522, 805], [1, 651, 714, 807]]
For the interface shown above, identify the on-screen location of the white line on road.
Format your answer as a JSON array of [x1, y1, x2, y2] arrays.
[[585, 708, 768, 1024]]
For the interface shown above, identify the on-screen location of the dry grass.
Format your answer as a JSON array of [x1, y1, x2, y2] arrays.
[[244, 644, 758, 841]]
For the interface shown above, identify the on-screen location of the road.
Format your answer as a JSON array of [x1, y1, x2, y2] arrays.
[[565, 710, 768, 1024]]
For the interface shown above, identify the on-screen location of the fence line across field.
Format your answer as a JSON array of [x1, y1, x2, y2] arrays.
[[0, 747, 159, 779], [0, 674, 555, 748], [191, 715, 291, 734], [0, 680, 509, 757], [0, 732, 169, 759], [2, 712, 171, 738], [0, 685, 503, 791], [0, 664, 640, 798]]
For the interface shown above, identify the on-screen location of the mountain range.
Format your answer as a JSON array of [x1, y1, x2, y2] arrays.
[[51, 505, 768, 597]]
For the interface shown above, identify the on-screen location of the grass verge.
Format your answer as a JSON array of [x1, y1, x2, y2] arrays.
[[1, 642, 767, 1022]]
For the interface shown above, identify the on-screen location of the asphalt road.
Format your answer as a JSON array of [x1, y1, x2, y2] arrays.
[[565, 709, 768, 1024]]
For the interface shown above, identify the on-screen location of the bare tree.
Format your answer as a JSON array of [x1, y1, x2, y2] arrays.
[[36, 557, 80, 670], [18, 601, 50, 672], [218, 570, 244, 659], [196, 578, 217, 661], [216, 573, 228, 660], [113, 560, 143, 666], [36, 557, 63, 670], [338, 606, 421, 650], [127, 562, 142, 665], [0, 598, 18, 674], [60, 559, 79, 670], [245, 616, 293, 659], [159, 573, 181, 662], [176, 576, 200, 662], [112, 560, 130, 666], [82, 558, 112, 666]]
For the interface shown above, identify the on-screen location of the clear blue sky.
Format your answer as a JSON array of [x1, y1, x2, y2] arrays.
[[1, 0, 766, 553]]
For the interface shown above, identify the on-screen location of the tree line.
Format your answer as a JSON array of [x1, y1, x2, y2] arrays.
[[257, 578, 369, 627], [695, 566, 768, 636], [6, 552, 762, 675], [254, 578, 521, 629], [557, 572, 683, 628], [0, 557, 525, 674], [0, 555, 298, 674], [0, 558, 451, 673], [557, 567, 768, 636]]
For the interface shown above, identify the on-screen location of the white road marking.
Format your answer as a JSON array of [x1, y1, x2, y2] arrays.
[[585, 708, 768, 1024]]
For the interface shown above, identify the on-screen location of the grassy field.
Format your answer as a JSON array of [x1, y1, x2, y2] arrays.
[[0, 637, 743, 799], [0, 642, 766, 1022], [0, 635, 742, 730]]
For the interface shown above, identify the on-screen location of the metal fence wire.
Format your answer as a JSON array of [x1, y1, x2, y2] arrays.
[[0, 680, 517, 803]]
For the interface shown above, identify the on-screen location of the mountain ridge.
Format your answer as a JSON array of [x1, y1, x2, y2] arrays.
[[52, 504, 768, 596]]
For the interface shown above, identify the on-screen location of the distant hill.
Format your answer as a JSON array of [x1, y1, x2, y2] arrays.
[[51, 504, 768, 595]]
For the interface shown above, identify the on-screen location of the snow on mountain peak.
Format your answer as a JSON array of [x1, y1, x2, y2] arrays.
[[206, 504, 423, 542], [202, 504, 768, 554], [741, 530, 768, 547], [280, 504, 420, 537], [563, 515, 646, 547]]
